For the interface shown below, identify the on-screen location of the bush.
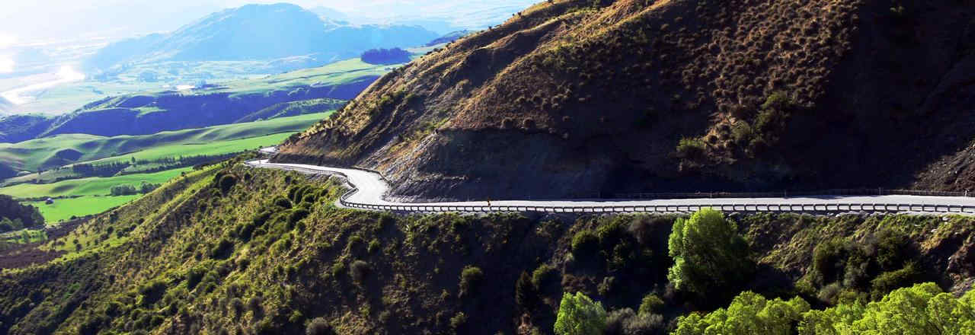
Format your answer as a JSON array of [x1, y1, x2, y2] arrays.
[[607, 308, 665, 335], [870, 262, 920, 300], [288, 209, 311, 227], [675, 137, 706, 159], [219, 175, 238, 195], [638, 294, 664, 315], [554, 292, 607, 335], [532, 264, 557, 289], [667, 209, 753, 296], [306, 317, 335, 335], [210, 238, 234, 259], [350, 260, 371, 283], [516, 271, 540, 310], [571, 230, 599, 257], [271, 196, 292, 210], [459, 266, 484, 297]]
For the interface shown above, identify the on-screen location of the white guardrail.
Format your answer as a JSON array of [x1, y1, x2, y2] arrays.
[[249, 162, 975, 215]]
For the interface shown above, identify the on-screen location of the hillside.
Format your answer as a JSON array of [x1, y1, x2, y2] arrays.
[[0, 57, 399, 144], [84, 3, 438, 71], [275, 0, 975, 201], [2, 159, 975, 334]]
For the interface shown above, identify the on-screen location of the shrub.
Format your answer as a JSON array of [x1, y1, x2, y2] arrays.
[[870, 262, 920, 300], [667, 209, 753, 296], [459, 266, 484, 297], [571, 230, 599, 257], [210, 238, 234, 259], [219, 175, 237, 195], [532, 264, 557, 289], [350, 260, 371, 283], [288, 209, 311, 227], [516, 271, 540, 310], [273, 196, 293, 209], [638, 294, 664, 315], [305, 317, 335, 335], [368, 239, 381, 253], [675, 137, 706, 159], [812, 238, 849, 285], [554, 292, 607, 335]]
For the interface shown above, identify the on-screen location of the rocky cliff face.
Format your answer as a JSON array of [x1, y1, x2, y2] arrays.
[[275, 0, 975, 201]]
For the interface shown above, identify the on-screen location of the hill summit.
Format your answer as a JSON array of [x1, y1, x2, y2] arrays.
[[84, 3, 438, 70], [275, 0, 975, 200]]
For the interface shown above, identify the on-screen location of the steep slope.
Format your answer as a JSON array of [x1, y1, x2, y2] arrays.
[[2, 159, 975, 334], [84, 3, 438, 71], [276, 0, 975, 200]]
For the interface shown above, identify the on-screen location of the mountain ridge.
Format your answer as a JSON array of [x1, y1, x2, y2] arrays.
[[275, 0, 975, 200], [84, 3, 438, 71]]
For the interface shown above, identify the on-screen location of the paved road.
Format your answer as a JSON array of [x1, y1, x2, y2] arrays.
[[246, 159, 975, 215]]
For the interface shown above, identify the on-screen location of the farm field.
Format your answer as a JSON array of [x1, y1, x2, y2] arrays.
[[0, 112, 330, 173], [26, 196, 140, 224]]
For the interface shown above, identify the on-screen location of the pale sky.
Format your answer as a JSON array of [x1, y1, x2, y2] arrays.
[[0, 0, 537, 43]]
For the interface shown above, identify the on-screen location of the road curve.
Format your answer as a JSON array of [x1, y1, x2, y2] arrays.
[[245, 160, 975, 215]]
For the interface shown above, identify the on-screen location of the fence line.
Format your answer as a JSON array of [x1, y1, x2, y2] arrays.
[[247, 162, 975, 215]]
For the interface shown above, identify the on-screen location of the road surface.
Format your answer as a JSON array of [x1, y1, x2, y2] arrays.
[[245, 159, 975, 215]]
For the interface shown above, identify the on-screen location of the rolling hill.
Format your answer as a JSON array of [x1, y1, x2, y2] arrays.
[[84, 3, 439, 71], [275, 0, 975, 200], [0, 57, 403, 144]]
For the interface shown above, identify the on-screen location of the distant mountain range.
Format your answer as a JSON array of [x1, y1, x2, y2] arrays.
[[84, 3, 439, 71]]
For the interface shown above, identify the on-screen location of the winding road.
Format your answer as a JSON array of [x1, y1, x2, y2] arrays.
[[247, 156, 975, 215]]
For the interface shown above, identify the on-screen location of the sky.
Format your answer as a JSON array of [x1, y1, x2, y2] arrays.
[[0, 0, 537, 44]]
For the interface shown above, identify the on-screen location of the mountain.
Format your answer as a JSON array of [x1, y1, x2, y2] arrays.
[[275, 0, 975, 200], [84, 3, 438, 71], [308, 5, 350, 23]]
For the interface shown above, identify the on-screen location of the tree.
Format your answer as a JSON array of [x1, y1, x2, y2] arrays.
[[554, 292, 607, 335], [673, 291, 810, 335], [667, 208, 753, 296], [800, 282, 975, 334]]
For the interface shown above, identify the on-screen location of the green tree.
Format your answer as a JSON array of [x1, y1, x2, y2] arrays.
[[667, 208, 753, 295], [554, 292, 607, 335], [673, 291, 810, 335], [799, 282, 975, 334]]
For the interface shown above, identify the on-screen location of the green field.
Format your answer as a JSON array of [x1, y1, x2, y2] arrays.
[[0, 168, 189, 223], [0, 112, 330, 173], [0, 168, 192, 199], [28, 196, 139, 224]]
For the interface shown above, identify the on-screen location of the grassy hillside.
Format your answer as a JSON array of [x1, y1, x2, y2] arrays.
[[0, 56, 401, 144], [0, 112, 331, 173], [276, 0, 975, 200], [1, 160, 974, 334]]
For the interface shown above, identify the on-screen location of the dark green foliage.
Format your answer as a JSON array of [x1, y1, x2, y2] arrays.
[[288, 209, 311, 227], [869, 262, 921, 300], [516, 271, 539, 311], [638, 294, 663, 315], [807, 226, 919, 303], [532, 264, 557, 289], [0, 195, 44, 231], [350, 260, 371, 283], [459, 266, 484, 298], [210, 237, 234, 259], [218, 175, 238, 195], [137, 280, 168, 307], [273, 196, 293, 209], [186, 266, 207, 290], [571, 229, 599, 258]]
